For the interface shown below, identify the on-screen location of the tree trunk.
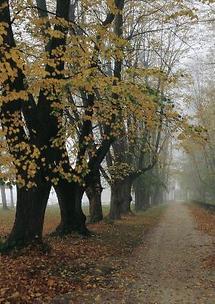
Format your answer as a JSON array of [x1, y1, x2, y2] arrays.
[[2, 180, 51, 251], [109, 182, 122, 220], [142, 191, 150, 210], [54, 179, 89, 236], [134, 182, 142, 211], [86, 170, 103, 223], [9, 185, 14, 208], [120, 177, 133, 215], [135, 187, 150, 211], [109, 177, 132, 220], [134, 183, 150, 211], [151, 187, 161, 206], [0, 185, 8, 210]]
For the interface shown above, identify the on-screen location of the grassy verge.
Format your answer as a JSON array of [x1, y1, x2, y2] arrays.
[[188, 202, 215, 270], [188, 202, 215, 237], [0, 204, 166, 303], [189, 200, 215, 211], [0, 204, 111, 238]]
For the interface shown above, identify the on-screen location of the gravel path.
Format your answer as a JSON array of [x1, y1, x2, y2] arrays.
[[52, 203, 215, 304], [126, 202, 215, 304]]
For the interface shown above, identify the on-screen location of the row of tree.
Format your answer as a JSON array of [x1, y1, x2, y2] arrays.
[[179, 50, 215, 203], [175, 8, 215, 203], [0, 0, 211, 250]]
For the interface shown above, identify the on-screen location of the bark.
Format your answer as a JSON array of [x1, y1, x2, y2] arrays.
[[143, 191, 151, 210], [134, 177, 151, 211], [109, 182, 122, 220], [0, 185, 8, 210], [134, 183, 142, 211], [9, 185, 14, 208], [86, 170, 103, 223], [134, 185, 150, 211], [109, 177, 132, 220], [54, 179, 89, 236], [151, 187, 162, 206], [2, 179, 51, 251], [120, 177, 133, 215]]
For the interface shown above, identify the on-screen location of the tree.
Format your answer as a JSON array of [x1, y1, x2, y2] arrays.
[[85, 168, 103, 223], [100, 0, 190, 219], [0, 0, 212, 250], [9, 184, 14, 208], [0, 183, 7, 210], [0, 0, 132, 248]]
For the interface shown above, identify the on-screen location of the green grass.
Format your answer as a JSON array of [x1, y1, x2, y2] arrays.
[[0, 203, 111, 236], [44, 203, 110, 216], [187, 200, 215, 207], [206, 201, 215, 206], [0, 203, 166, 237]]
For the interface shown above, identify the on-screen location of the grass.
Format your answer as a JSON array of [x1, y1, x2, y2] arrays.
[[188, 202, 215, 269], [188, 202, 215, 237], [190, 199, 215, 206], [0, 203, 146, 237], [0, 204, 111, 237], [206, 201, 215, 206], [0, 203, 166, 303]]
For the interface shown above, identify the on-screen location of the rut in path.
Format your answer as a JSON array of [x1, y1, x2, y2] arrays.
[[127, 202, 215, 304]]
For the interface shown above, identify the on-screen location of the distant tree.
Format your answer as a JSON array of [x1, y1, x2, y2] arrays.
[[0, 183, 8, 210]]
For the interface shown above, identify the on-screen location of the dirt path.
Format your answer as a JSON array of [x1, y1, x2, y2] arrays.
[[52, 203, 215, 304], [126, 202, 215, 304]]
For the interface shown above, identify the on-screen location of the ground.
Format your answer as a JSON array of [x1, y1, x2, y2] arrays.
[[0, 202, 214, 304], [0, 205, 164, 303], [125, 203, 215, 304]]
